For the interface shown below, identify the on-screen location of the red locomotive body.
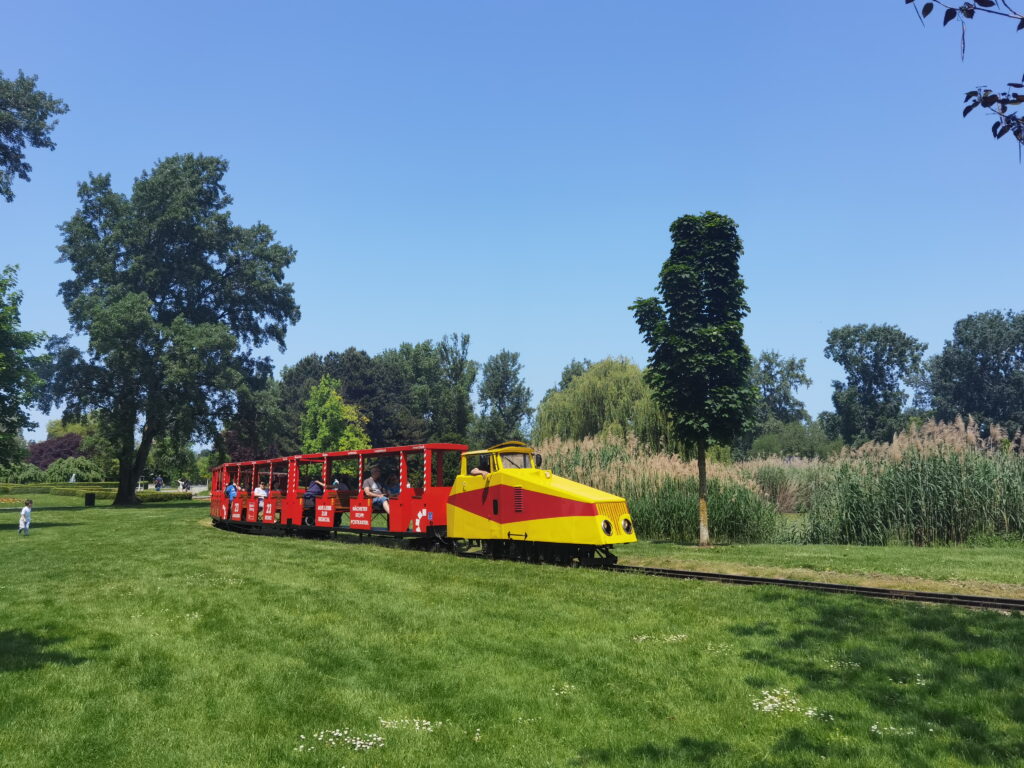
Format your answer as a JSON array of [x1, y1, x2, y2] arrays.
[[210, 443, 466, 540]]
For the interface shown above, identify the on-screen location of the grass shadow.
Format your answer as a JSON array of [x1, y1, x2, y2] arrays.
[[0, 630, 86, 672], [0, 521, 83, 532], [729, 590, 1024, 766], [574, 736, 731, 766]]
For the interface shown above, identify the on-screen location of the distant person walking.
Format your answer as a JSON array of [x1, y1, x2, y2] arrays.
[[18, 500, 31, 536], [154, 475, 164, 491]]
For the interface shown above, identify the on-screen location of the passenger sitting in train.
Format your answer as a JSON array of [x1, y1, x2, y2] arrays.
[[331, 475, 350, 491], [302, 477, 325, 524], [384, 473, 401, 497], [362, 466, 390, 514], [253, 481, 268, 512]]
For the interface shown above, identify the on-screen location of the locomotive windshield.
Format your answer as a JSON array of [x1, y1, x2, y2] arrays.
[[498, 452, 534, 470]]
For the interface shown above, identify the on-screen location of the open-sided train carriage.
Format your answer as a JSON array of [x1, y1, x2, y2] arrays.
[[210, 441, 636, 562]]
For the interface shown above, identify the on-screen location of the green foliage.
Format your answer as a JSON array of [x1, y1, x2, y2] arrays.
[[0, 266, 45, 466], [926, 309, 1024, 435], [824, 323, 927, 445], [533, 357, 676, 449], [474, 350, 533, 447], [0, 70, 69, 202], [749, 420, 842, 460], [631, 212, 757, 449], [300, 375, 371, 453], [0, 462, 46, 484], [801, 446, 1024, 545], [43, 456, 105, 483], [45, 154, 300, 504], [280, 336, 479, 450], [148, 437, 198, 482], [752, 350, 812, 424]]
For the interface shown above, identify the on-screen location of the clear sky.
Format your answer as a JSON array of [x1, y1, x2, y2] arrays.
[[2, 1, 1022, 441]]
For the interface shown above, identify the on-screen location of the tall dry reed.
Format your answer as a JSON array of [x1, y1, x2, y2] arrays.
[[539, 436, 779, 544]]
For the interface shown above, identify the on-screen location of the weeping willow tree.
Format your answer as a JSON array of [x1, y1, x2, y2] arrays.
[[534, 357, 678, 450]]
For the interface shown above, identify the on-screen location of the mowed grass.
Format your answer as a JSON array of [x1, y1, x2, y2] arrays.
[[1, 503, 1023, 767], [624, 542, 1024, 598]]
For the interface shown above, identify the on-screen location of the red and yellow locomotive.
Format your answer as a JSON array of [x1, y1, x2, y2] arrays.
[[210, 441, 635, 563]]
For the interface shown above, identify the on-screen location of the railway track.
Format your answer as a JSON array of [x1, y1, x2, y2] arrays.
[[592, 563, 1024, 611], [457, 552, 1023, 611]]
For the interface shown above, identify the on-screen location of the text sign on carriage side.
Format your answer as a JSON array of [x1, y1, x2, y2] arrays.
[[315, 502, 334, 527], [350, 502, 372, 530]]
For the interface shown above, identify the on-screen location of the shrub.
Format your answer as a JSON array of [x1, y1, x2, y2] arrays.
[[43, 456, 105, 483]]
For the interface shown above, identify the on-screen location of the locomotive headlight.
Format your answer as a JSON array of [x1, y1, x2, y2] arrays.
[[601, 519, 613, 536], [621, 518, 633, 535]]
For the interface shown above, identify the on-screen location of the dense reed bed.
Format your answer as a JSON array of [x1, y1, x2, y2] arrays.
[[539, 419, 1024, 546], [539, 437, 780, 544]]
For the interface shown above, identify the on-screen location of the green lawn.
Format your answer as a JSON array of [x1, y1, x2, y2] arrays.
[[623, 541, 1024, 598], [1, 501, 1023, 767]]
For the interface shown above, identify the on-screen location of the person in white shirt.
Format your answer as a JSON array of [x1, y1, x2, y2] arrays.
[[253, 482, 268, 513], [18, 500, 31, 536]]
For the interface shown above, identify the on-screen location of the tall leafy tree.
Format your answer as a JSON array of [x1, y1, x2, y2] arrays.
[[222, 377, 288, 461], [824, 323, 927, 445], [0, 70, 69, 202], [300, 375, 370, 453], [46, 154, 300, 504], [631, 212, 756, 546], [0, 265, 44, 466], [927, 310, 1024, 434], [752, 351, 812, 424], [534, 357, 674, 449], [474, 350, 533, 447], [432, 333, 478, 443]]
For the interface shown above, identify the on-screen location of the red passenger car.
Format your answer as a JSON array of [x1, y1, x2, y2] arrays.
[[209, 444, 467, 542]]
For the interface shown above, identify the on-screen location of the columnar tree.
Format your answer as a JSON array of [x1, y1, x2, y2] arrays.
[[824, 324, 927, 444], [474, 350, 533, 447], [631, 212, 756, 546], [0, 70, 69, 202], [0, 265, 44, 465], [46, 154, 300, 504], [300, 375, 371, 453]]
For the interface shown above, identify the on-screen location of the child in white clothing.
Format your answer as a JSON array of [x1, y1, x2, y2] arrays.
[[18, 499, 31, 536]]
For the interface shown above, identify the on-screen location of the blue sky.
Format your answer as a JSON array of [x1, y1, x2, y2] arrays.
[[2, 1, 1022, 441]]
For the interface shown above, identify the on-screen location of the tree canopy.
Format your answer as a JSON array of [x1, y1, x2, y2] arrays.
[[45, 153, 300, 504], [752, 351, 812, 425], [534, 357, 674, 449], [300, 375, 371, 453], [824, 323, 927, 444], [0, 70, 69, 202], [474, 350, 533, 447], [0, 265, 44, 466], [926, 309, 1024, 434], [631, 211, 756, 545]]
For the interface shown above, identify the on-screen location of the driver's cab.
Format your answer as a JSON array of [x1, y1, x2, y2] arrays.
[[460, 441, 541, 478]]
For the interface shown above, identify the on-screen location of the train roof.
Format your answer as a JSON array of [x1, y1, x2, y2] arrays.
[[212, 442, 469, 471]]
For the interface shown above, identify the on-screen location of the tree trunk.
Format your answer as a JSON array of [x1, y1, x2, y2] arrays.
[[112, 423, 158, 506], [113, 448, 139, 506], [697, 440, 710, 547]]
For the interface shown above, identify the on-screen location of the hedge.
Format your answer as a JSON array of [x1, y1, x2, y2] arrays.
[[0, 485, 192, 503]]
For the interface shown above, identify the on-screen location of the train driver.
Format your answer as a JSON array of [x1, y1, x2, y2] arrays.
[[362, 466, 391, 515], [470, 455, 490, 477]]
